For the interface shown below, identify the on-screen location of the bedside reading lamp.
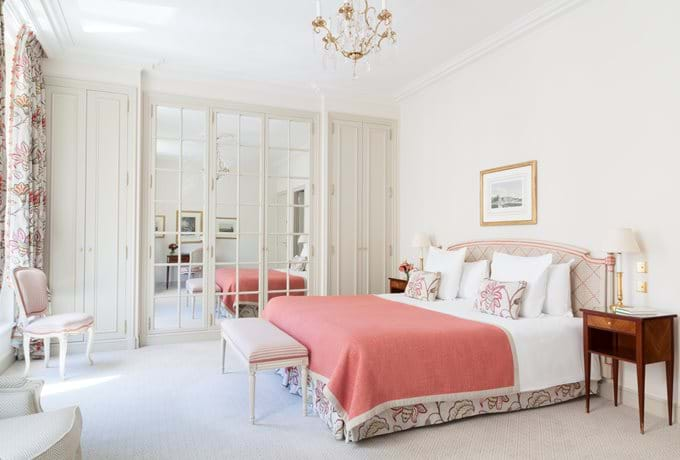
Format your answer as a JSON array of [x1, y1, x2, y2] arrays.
[[411, 233, 430, 270], [604, 228, 640, 312]]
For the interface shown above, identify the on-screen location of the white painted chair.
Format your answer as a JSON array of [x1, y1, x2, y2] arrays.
[[185, 278, 223, 319], [221, 318, 309, 424], [13, 268, 94, 380]]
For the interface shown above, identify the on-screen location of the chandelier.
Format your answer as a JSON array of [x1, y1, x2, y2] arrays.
[[312, 0, 397, 77]]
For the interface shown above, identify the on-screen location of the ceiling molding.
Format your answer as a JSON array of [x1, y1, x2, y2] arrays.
[[6, 0, 74, 56], [395, 0, 589, 102]]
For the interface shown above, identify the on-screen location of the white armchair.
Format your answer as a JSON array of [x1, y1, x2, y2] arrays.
[[0, 376, 82, 460]]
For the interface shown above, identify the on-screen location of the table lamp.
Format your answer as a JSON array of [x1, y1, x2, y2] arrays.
[[604, 228, 640, 311], [411, 232, 431, 270]]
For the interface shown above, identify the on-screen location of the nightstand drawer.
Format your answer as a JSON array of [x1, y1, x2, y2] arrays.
[[587, 315, 636, 335], [388, 278, 407, 293]]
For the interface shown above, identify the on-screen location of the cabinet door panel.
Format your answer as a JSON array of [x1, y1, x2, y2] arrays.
[[365, 124, 391, 294], [47, 86, 87, 329], [84, 90, 129, 340], [330, 121, 362, 295]]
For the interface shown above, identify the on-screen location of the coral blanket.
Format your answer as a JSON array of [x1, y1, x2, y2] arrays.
[[215, 268, 305, 314], [264, 295, 517, 429]]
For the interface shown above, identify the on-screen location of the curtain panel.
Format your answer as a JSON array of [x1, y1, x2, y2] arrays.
[[5, 25, 46, 280], [6, 25, 47, 356], [0, 0, 6, 285]]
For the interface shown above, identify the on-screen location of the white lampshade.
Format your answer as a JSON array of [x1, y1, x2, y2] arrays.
[[297, 234, 309, 245], [604, 228, 640, 253], [411, 232, 430, 248]]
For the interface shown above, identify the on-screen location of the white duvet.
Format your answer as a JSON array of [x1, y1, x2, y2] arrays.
[[377, 294, 601, 392]]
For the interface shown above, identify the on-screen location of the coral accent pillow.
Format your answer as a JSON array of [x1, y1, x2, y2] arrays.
[[475, 279, 528, 320], [404, 270, 441, 302]]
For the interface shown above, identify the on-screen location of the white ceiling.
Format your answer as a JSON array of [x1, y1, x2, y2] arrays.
[[28, 0, 556, 99]]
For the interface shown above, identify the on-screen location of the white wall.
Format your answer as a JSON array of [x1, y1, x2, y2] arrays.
[[400, 0, 680, 404]]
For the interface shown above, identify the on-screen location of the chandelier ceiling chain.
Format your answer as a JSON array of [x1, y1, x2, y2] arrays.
[[312, 0, 397, 78]]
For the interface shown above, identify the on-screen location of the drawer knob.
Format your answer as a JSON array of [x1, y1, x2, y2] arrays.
[[607, 321, 612, 326]]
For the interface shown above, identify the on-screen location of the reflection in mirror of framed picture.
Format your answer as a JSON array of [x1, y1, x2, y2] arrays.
[[176, 210, 203, 244], [216, 217, 237, 239], [154, 215, 166, 238], [480, 160, 537, 226]]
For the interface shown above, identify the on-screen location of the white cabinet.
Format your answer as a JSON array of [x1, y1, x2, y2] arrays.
[[329, 117, 397, 295], [46, 81, 134, 348]]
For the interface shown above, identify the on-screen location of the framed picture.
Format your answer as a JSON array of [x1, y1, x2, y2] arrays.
[[176, 210, 203, 243], [480, 160, 537, 226], [216, 217, 237, 239], [154, 215, 166, 238]]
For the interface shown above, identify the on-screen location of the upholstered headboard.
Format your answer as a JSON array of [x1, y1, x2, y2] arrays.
[[446, 239, 615, 317]]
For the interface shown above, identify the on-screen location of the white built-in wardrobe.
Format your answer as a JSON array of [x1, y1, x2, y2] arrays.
[[46, 78, 136, 350], [328, 115, 398, 295]]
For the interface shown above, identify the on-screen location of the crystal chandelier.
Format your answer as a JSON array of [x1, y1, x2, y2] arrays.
[[312, 0, 397, 78]]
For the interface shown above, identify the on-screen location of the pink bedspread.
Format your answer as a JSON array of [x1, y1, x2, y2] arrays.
[[264, 295, 517, 429], [215, 268, 305, 314]]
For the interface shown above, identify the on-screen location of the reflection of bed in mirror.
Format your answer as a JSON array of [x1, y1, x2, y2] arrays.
[[215, 267, 308, 318]]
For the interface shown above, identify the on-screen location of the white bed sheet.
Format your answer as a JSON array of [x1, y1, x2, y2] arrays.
[[376, 293, 601, 393]]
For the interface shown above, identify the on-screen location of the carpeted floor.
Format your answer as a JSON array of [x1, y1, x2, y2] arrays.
[[5, 341, 680, 459]]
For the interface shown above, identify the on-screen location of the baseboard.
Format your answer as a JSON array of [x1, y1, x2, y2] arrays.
[[142, 329, 219, 346], [599, 378, 676, 422]]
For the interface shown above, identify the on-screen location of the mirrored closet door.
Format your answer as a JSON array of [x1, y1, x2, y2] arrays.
[[146, 98, 315, 339], [151, 105, 208, 331], [265, 117, 312, 305]]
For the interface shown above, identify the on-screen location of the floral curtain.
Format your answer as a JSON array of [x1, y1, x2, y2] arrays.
[[6, 25, 47, 356], [0, 0, 6, 285]]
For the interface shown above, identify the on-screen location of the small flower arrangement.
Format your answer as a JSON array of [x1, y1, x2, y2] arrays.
[[398, 260, 414, 281], [168, 243, 178, 255]]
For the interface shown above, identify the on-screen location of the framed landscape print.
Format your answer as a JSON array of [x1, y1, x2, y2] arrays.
[[176, 210, 203, 243], [216, 217, 237, 239], [154, 215, 165, 238], [480, 160, 537, 226]]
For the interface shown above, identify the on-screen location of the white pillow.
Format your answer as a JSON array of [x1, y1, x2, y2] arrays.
[[491, 252, 552, 318], [458, 260, 489, 299], [424, 247, 466, 300], [543, 261, 574, 317]]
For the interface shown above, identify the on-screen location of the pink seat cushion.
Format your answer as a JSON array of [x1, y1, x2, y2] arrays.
[[24, 313, 94, 335], [221, 318, 307, 364], [185, 278, 222, 293]]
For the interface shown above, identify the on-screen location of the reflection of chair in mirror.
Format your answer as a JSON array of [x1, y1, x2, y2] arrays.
[[185, 278, 223, 319], [179, 248, 203, 281]]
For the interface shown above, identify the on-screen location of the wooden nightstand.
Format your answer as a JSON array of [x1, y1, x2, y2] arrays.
[[582, 308, 676, 434], [388, 277, 407, 294]]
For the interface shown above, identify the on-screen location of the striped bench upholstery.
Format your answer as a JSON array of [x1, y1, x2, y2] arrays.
[[221, 318, 309, 423]]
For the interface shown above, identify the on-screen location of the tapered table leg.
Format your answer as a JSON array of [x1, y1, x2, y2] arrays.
[[613, 359, 619, 407]]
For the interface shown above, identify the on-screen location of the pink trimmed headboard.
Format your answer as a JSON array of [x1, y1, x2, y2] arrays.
[[446, 239, 615, 317]]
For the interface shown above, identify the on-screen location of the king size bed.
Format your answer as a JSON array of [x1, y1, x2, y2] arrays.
[[262, 240, 614, 442]]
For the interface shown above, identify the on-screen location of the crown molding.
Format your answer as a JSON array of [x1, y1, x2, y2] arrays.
[[5, 0, 74, 56], [395, 0, 589, 102]]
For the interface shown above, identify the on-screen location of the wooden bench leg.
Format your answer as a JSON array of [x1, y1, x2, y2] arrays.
[[301, 366, 308, 416], [249, 370, 256, 424]]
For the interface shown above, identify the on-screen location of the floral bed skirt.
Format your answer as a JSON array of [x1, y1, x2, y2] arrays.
[[278, 367, 595, 442]]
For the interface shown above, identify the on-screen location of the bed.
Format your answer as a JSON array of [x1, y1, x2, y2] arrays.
[[215, 267, 307, 317], [262, 239, 615, 442]]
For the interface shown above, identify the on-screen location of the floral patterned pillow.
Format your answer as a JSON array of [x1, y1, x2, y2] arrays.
[[404, 270, 441, 301], [475, 278, 527, 320]]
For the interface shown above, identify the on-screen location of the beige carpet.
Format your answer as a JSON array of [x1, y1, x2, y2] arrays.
[[4, 341, 680, 459]]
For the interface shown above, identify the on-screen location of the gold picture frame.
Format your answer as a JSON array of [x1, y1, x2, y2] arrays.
[[216, 216, 237, 239], [176, 210, 204, 244], [480, 160, 537, 226]]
